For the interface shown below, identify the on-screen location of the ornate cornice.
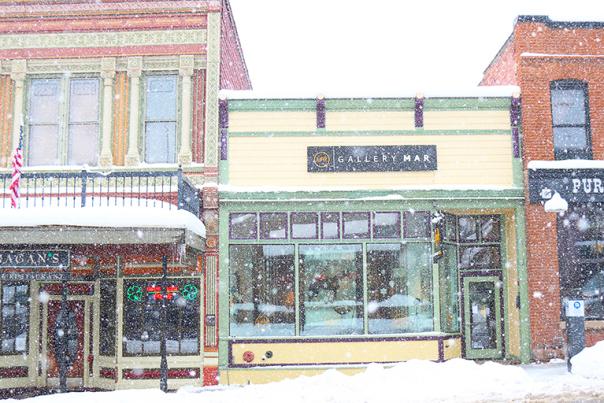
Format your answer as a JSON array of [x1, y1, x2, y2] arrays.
[[0, 29, 206, 51]]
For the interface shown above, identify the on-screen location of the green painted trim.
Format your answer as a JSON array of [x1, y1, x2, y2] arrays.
[[326, 98, 414, 111], [500, 214, 511, 360], [512, 158, 524, 188], [424, 97, 511, 111], [227, 129, 512, 137], [362, 243, 368, 335], [220, 189, 524, 204], [228, 99, 316, 112], [462, 276, 503, 359], [514, 207, 531, 363], [432, 263, 441, 333], [219, 160, 229, 185], [218, 206, 231, 367], [225, 97, 511, 112]]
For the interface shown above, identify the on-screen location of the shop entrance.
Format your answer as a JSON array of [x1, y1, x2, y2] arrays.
[[46, 300, 86, 387], [462, 276, 503, 359]]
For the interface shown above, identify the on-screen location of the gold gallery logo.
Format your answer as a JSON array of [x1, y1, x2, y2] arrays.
[[312, 151, 331, 168]]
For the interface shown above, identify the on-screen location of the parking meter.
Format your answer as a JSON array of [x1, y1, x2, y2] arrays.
[[564, 299, 585, 372]]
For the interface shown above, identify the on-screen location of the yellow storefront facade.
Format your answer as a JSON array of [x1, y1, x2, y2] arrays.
[[217, 95, 531, 384]]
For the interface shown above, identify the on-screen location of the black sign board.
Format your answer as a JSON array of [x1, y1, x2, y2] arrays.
[[0, 250, 70, 281], [307, 145, 437, 172], [528, 168, 604, 204]]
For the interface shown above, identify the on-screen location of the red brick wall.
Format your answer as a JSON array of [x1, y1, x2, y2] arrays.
[[484, 18, 604, 360], [514, 21, 604, 359]]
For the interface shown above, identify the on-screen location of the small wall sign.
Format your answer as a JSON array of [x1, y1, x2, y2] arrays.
[[565, 300, 585, 318], [0, 250, 70, 280], [307, 145, 437, 172]]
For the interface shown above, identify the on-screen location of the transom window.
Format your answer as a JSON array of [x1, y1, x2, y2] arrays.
[[144, 75, 178, 163], [1, 283, 29, 354], [27, 77, 100, 166], [550, 80, 591, 160], [443, 215, 502, 270]]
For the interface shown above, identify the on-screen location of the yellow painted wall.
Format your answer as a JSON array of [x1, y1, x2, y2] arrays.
[[221, 366, 366, 385], [228, 135, 514, 188], [0, 75, 13, 168], [228, 110, 510, 133], [229, 111, 316, 132], [423, 111, 511, 130], [443, 338, 462, 360], [230, 339, 438, 366], [504, 210, 521, 358], [326, 111, 415, 131]]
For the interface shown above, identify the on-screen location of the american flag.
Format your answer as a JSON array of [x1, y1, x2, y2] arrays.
[[9, 126, 23, 209]]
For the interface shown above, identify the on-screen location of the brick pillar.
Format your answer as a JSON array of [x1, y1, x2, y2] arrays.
[[525, 202, 564, 361]]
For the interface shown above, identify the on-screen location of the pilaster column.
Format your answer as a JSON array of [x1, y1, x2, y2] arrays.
[[204, 11, 221, 168], [125, 57, 142, 166], [178, 55, 194, 165], [99, 58, 116, 167], [10, 60, 26, 160]]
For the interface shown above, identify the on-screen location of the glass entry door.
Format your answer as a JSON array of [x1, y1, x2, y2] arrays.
[[462, 276, 503, 359]]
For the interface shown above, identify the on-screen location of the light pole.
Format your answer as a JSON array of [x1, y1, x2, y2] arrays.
[[160, 255, 168, 392]]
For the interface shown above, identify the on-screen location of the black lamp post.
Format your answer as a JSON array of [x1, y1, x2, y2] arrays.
[[160, 255, 168, 392]]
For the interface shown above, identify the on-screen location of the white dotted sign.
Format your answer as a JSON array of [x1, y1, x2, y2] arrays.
[[565, 300, 585, 318]]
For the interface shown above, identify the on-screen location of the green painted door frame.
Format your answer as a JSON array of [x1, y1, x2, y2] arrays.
[[462, 275, 503, 360]]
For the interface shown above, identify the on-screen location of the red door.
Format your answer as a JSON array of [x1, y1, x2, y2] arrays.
[[47, 300, 85, 379]]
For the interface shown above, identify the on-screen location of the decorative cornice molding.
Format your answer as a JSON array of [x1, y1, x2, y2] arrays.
[[100, 57, 116, 79], [126, 57, 143, 77], [0, 29, 206, 51], [9, 59, 26, 81], [179, 55, 195, 77]]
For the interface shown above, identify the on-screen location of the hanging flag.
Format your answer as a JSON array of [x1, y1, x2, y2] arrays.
[[9, 126, 23, 209]]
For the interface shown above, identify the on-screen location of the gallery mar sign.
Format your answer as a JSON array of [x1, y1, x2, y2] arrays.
[[307, 145, 437, 172], [528, 168, 604, 203], [0, 250, 70, 281]]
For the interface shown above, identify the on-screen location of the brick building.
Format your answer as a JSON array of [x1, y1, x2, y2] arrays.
[[483, 15, 604, 360]]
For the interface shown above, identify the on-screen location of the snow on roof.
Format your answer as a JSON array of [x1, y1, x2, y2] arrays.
[[0, 206, 206, 238], [528, 160, 604, 170], [219, 85, 520, 100]]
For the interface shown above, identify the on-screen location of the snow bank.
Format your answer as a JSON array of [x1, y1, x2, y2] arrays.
[[571, 341, 604, 380]]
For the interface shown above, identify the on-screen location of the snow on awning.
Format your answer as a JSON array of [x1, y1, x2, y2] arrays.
[[528, 160, 604, 170], [0, 206, 206, 248]]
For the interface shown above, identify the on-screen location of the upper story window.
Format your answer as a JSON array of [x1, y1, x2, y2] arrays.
[[144, 75, 178, 163], [550, 80, 591, 160], [27, 77, 100, 166]]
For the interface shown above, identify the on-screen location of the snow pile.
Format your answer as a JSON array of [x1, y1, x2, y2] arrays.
[[6, 358, 604, 403], [572, 341, 604, 380]]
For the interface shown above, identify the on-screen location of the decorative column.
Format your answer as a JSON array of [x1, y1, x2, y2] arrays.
[[10, 60, 26, 158], [204, 11, 221, 172], [99, 58, 116, 167], [178, 55, 194, 165], [125, 57, 142, 166]]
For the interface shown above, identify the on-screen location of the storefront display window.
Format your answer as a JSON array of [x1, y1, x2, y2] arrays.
[[0, 283, 29, 354], [367, 243, 433, 334], [558, 207, 604, 319], [300, 244, 363, 335], [229, 245, 295, 336], [123, 279, 200, 355], [227, 210, 438, 337], [230, 213, 257, 239]]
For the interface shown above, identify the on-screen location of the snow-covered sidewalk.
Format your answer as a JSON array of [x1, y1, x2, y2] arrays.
[[7, 343, 604, 403]]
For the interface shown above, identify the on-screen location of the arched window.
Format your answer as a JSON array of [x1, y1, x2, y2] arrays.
[[550, 80, 591, 160]]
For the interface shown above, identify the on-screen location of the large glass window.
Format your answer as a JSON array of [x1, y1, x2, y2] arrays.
[[230, 213, 257, 240], [99, 280, 116, 356], [551, 80, 591, 160], [28, 77, 100, 166], [229, 245, 295, 336], [299, 244, 363, 336], [1, 283, 29, 354], [144, 75, 178, 163], [123, 279, 200, 355], [456, 215, 501, 270], [558, 207, 604, 319], [367, 243, 433, 334]]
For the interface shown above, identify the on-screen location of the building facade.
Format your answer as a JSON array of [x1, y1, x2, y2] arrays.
[[0, 0, 249, 392], [217, 95, 530, 384], [483, 15, 604, 361]]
